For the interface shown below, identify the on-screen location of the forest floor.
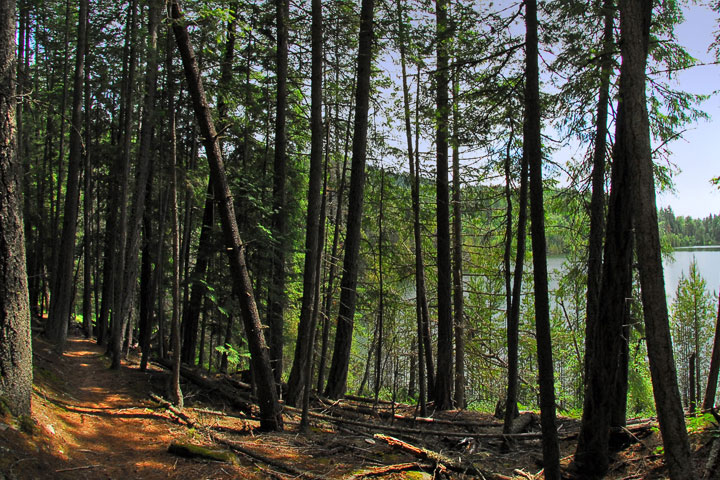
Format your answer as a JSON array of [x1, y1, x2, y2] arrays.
[[1, 333, 718, 479]]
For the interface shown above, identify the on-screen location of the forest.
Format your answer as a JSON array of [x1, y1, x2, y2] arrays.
[[1, 0, 720, 478]]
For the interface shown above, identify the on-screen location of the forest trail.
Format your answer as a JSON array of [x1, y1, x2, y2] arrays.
[[2, 336, 262, 479], [2, 333, 718, 479]]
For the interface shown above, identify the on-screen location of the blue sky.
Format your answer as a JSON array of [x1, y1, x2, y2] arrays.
[[656, 2, 720, 219]]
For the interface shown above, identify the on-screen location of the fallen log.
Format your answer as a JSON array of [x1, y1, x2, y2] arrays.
[[152, 358, 254, 415], [215, 437, 321, 480], [168, 441, 237, 464], [374, 434, 497, 478], [151, 393, 319, 479], [344, 394, 399, 406], [150, 392, 194, 426], [303, 408, 543, 440], [321, 400, 502, 429]]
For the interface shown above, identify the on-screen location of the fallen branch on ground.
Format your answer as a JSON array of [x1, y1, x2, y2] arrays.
[[55, 465, 101, 473], [374, 434, 499, 478], [150, 393, 320, 479], [348, 462, 432, 478]]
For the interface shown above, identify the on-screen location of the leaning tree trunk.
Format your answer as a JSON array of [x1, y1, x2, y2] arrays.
[[47, 0, 88, 352], [169, 0, 283, 431], [324, 0, 375, 399], [619, 1, 693, 478], [524, 1, 560, 478], [433, 0, 453, 412], [181, 6, 237, 365], [0, 0, 32, 416]]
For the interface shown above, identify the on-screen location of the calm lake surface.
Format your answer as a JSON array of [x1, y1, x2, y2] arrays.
[[547, 245, 720, 301]]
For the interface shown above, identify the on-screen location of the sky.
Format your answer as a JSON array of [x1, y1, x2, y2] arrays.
[[655, 3, 720, 219]]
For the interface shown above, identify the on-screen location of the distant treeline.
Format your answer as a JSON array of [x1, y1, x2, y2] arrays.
[[658, 207, 720, 248]]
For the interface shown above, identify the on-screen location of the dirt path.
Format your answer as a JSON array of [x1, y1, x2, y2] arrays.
[[5, 336, 261, 480]]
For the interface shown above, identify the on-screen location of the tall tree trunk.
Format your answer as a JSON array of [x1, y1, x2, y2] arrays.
[[139, 181, 153, 372], [287, 0, 324, 407], [109, 0, 138, 358], [451, 70, 465, 409], [111, 0, 161, 369], [702, 292, 720, 410], [267, 0, 289, 385], [169, 107, 183, 408], [0, 0, 32, 416], [689, 353, 697, 413], [620, 1, 693, 477], [584, 0, 614, 383], [374, 167, 386, 405], [169, 0, 283, 431], [316, 97, 352, 393], [434, 0, 453, 411], [574, 6, 634, 474], [324, 0, 375, 399], [397, 1, 427, 413], [47, 0, 88, 352], [415, 66, 435, 399], [503, 123, 528, 435], [82, 15, 93, 339], [525, 1, 560, 477], [49, 0, 72, 285]]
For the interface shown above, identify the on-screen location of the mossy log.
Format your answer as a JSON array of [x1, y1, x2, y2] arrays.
[[168, 441, 236, 464]]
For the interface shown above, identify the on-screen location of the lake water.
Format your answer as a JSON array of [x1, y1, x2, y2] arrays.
[[547, 246, 720, 301], [663, 246, 720, 299]]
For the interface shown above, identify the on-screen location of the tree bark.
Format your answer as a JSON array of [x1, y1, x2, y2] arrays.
[[525, 1, 560, 477], [434, 0, 453, 411], [287, 0, 324, 407], [619, 0, 693, 477], [324, 0, 375, 399], [47, 0, 88, 352], [139, 183, 153, 372], [169, 0, 283, 431], [0, 0, 32, 416]]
